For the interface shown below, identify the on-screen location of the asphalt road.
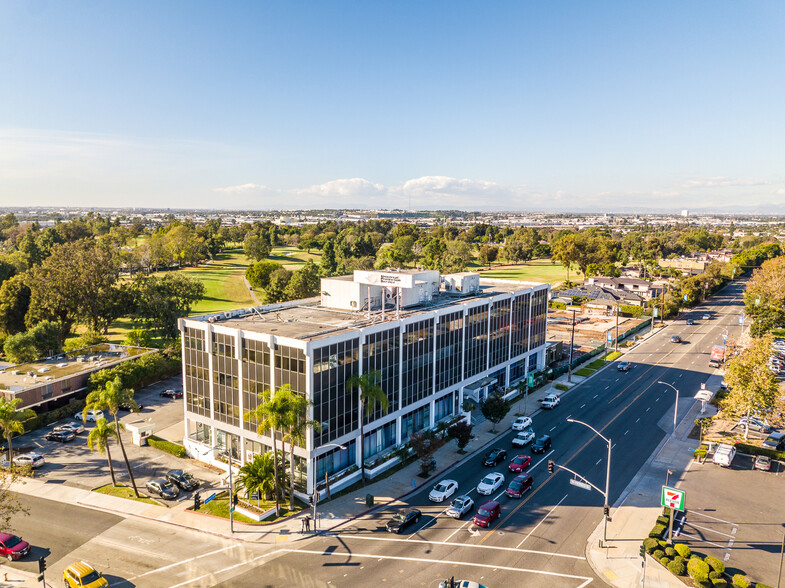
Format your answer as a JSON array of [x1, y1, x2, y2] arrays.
[[220, 281, 748, 588]]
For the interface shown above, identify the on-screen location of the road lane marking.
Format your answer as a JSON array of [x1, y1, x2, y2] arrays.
[[549, 426, 556, 431], [165, 552, 276, 588], [646, 407, 650, 412], [595, 459, 602, 466], [123, 545, 239, 580], [677, 531, 727, 550], [685, 522, 736, 539], [516, 494, 568, 548], [624, 430, 629, 435], [442, 518, 472, 543], [580, 404, 586, 408], [690, 511, 738, 525], [531, 450, 554, 470], [566, 414, 572, 420], [593, 395, 598, 399]]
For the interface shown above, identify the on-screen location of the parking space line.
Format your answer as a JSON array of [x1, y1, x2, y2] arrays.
[[516, 494, 568, 548], [678, 531, 727, 550], [685, 522, 736, 539], [690, 511, 737, 526]]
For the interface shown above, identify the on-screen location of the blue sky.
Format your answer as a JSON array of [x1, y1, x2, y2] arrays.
[[1, 1, 784, 212]]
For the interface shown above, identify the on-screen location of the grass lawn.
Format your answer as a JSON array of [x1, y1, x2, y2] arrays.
[[606, 351, 622, 361], [198, 491, 307, 523], [587, 359, 606, 370], [182, 248, 257, 315], [477, 259, 568, 285], [94, 483, 160, 505], [574, 368, 595, 377], [268, 246, 322, 270]]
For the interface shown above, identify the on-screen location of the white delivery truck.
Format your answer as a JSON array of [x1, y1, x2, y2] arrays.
[[712, 443, 736, 467]]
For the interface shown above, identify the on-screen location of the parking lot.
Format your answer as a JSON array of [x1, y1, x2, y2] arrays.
[[11, 377, 220, 502], [675, 452, 785, 587]]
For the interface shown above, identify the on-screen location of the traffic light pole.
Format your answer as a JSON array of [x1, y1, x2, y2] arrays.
[[38, 556, 46, 585]]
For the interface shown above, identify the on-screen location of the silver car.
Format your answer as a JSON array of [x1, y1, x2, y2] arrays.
[[445, 495, 474, 519]]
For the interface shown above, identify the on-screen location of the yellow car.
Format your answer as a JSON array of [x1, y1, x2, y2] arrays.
[[62, 561, 109, 588]]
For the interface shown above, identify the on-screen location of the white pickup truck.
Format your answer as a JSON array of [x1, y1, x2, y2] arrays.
[[713, 443, 736, 467], [540, 394, 560, 409]]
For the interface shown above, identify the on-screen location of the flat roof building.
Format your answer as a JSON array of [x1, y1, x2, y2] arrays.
[[178, 270, 549, 499]]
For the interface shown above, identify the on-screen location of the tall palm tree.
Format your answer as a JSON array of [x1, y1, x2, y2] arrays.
[[346, 370, 389, 486], [235, 452, 276, 505], [243, 385, 291, 516], [85, 376, 140, 497], [282, 389, 321, 510], [0, 398, 35, 461], [87, 417, 121, 486]]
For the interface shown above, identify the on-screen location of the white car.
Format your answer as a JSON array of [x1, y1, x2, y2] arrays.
[[55, 422, 85, 435], [75, 409, 104, 422], [428, 479, 458, 502], [511, 416, 533, 431], [512, 430, 536, 447], [445, 495, 474, 518], [540, 394, 560, 409], [13, 452, 45, 469], [477, 472, 505, 495]]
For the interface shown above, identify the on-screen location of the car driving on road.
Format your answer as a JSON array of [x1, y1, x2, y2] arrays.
[[472, 500, 500, 528], [617, 361, 631, 372], [160, 389, 183, 399], [0, 533, 31, 561], [686, 318, 695, 325], [505, 474, 533, 498], [670, 335, 682, 343], [540, 394, 560, 409], [511, 416, 532, 431], [482, 448, 507, 466], [511, 430, 535, 447], [386, 509, 421, 533], [446, 495, 474, 519], [531, 435, 552, 454], [477, 472, 505, 495], [428, 479, 458, 502], [508, 454, 532, 473], [63, 561, 108, 588]]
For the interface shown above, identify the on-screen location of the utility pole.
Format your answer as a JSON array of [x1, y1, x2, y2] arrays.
[[567, 308, 576, 383], [778, 533, 784, 588], [614, 299, 620, 353]]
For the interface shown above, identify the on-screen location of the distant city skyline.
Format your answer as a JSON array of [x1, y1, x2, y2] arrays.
[[1, 2, 784, 212]]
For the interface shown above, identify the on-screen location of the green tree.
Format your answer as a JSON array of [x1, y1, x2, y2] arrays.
[[480, 392, 511, 433], [722, 335, 779, 439], [235, 452, 276, 503], [320, 239, 338, 276], [550, 234, 579, 282], [246, 260, 284, 289], [123, 328, 153, 348], [263, 269, 292, 304], [0, 275, 30, 335], [63, 331, 107, 353], [281, 388, 321, 510], [0, 398, 34, 460], [408, 430, 444, 476], [478, 244, 499, 269], [84, 377, 140, 496], [243, 385, 292, 516], [244, 233, 271, 262], [131, 273, 205, 338], [3, 321, 62, 364], [448, 420, 473, 453], [284, 261, 320, 301], [87, 417, 121, 486], [346, 370, 389, 486]]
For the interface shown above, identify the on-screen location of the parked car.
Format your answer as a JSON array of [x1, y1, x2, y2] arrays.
[[686, 318, 695, 325], [472, 500, 501, 528], [482, 448, 507, 467], [511, 431, 535, 447], [508, 454, 532, 473], [713, 444, 736, 467], [754, 455, 771, 471], [386, 509, 421, 533], [439, 581, 487, 588], [477, 472, 505, 495], [670, 335, 682, 343], [160, 389, 183, 399], [719, 380, 728, 390], [505, 474, 533, 498], [531, 435, 552, 454], [617, 361, 631, 372], [145, 478, 180, 500], [75, 409, 104, 422], [540, 394, 560, 409], [12, 452, 44, 469], [119, 401, 142, 412], [762, 432, 785, 451], [702, 314, 711, 320], [55, 422, 84, 435], [63, 561, 108, 588], [0, 532, 31, 561], [511, 416, 533, 431], [428, 479, 458, 502], [446, 495, 474, 519], [44, 430, 75, 443], [735, 416, 771, 433], [166, 470, 200, 492]]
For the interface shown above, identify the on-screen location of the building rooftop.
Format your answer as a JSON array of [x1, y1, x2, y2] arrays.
[[187, 277, 546, 342]]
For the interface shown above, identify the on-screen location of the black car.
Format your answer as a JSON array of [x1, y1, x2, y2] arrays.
[[617, 361, 631, 372], [160, 389, 183, 399], [145, 478, 180, 500], [166, 469, 200, 492], [482, 448, 508, 467], [119, 401, 142, 412], [386, 509, 422, 534], [670, 335, 682, 343], [531, 435, 552, 454], [686, 318, 695, 325], [44, 430, 75, 443]]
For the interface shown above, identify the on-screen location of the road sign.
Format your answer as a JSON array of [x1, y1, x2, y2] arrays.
[[203, 492, 217, 505], [661, 486, 685, 511], [569, 479, 591, 491], [738, 314, 744, 326], [722, 333, 727, 343], [606, 331, 614, 343], [527, 373, 534, 388]]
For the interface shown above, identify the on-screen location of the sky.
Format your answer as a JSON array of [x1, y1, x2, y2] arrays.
[[1, 1, 784, 212]]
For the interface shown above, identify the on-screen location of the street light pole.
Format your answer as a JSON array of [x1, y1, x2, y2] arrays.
[[615, 300, 620, 353], [567, 418, 612, 543], [567, 308, 576, 383], [311, 443, 346, 531], [657, 381, 680, 434]]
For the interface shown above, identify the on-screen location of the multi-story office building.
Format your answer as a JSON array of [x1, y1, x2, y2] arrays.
[[179, 269, 549, 499]]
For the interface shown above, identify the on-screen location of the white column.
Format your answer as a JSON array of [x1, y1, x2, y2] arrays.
[[485, 302, 492, 372], [235, 331, 244, 464], [206, 327, 215, 423]]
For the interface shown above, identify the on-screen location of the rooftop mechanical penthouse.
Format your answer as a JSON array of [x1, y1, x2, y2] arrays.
[[178, 269, 549, 499]]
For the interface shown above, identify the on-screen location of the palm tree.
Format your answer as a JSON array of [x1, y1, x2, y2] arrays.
[[0, 398, 35, 461], [243, 385, 291, 516], [346, 370, 389, 486], [85, 376, 140, 497], [235, 452, 276, 505], [87, 418, 121, 486], [282, 389, 321, 510]]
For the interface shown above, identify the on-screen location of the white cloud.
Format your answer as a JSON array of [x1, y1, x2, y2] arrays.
[[213, 183, 271, 193], [681, 176, 769, 189]]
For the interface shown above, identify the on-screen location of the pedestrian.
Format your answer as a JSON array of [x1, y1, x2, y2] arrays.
[[304, 514, 311, 532], [301, 517, 306, 533]]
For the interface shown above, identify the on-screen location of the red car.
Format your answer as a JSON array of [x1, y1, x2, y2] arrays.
[[506, 474, 533, 499], [0, 533, 31, 560], [508, 455, 532, 473], [472, 501, 500, 528]]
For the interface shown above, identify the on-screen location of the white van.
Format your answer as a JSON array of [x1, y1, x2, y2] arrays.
[[712, 444, 736, 467]]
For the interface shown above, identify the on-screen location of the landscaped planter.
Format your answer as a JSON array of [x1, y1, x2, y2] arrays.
[[234, 503, 276, 521], [365, 455, 401, 479]]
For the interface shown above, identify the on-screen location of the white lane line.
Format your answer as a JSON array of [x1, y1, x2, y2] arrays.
[[604, 386, 609, 390], [442, 518, 472, 544], [566, 415, 572, 421], [646, 407, 650, 412], [595, 459, 602, 466], [690, 511, 738, 525], [517, 494, 569, 548], [165, 552, 275, 588], [280, 548, 593, 583], [580, 404, 586, 409], [611, 443, 616, 449], [126, 545, 239, 579], [530, 450, 555, 471], [593, 394, 598, 399], [306, 535, 587, 559], [409, 513, 442, 539], [549, 426, 556, 431], [635, 418, 640, 423], [624, 430, 629, 436], [655, 397, 660, 402]]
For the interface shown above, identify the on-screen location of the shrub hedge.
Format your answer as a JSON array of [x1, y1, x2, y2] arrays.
[[652, 549, 665, 560], [712, 579, 728, 588], [147, 435, 187, 458], [22, 399, 87, 433], [659, 556, 670, 566], [667, 559, 686, 576], [642, 538, 659, 553], [688, 556, 710, 579], [705, 556, 725, 574], [665, 547, 677, 558], [555, 384, 569, 392], [649, 524, 666, 538], [731, 574, 750, 588], [735, 442, 785, 461], [87, 350, 180, 393], [674, 543, 691, 558], [709, 571, 722, 580]]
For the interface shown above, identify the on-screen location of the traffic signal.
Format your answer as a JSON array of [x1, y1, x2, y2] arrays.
[[548, 460, 554, 473], [603, 505, 610, 517], [309, 494, 314, 505], [640, 543, 646, 558], [193, 493, 202, 511], [38, 557, 46, 573], [232, 493, 238, 506]]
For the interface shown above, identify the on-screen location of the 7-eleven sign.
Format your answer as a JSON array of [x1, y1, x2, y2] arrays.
[[661, 486, 685, 511]]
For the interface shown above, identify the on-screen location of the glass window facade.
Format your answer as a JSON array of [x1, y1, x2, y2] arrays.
[[464, 304, 489, 379], [401, 404, 430, 442], [363, 420, 397, 459], [212, 332, 240, 427], [436, 311, 463, 391], [488, 298, 511, 368], [510, 358, 527, 383], [315, 441, 357, 481], [275, 345, 307, 395], [434, 393, 453, 422], [510, 293, 531, 358], [402, 319, 434, 407], [313, 338, 360, 444], [531, 289, 548, 349], [362, 327, 400, 422], [241, 338, 271, 433], [184, 328, 210, 417]]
